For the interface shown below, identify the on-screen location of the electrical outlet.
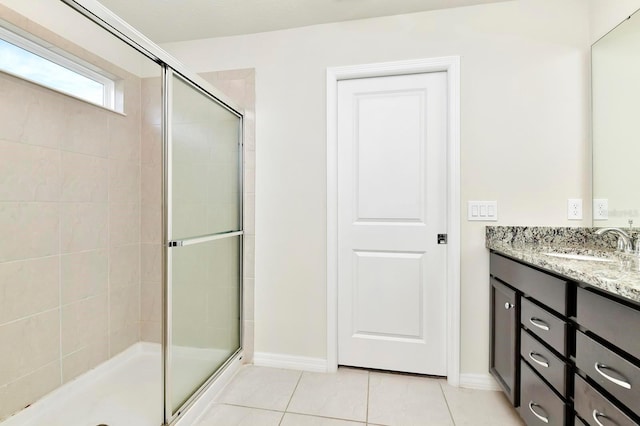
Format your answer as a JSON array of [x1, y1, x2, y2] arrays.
[[568, 198, 583, 220], [593, 199, 608, 220]]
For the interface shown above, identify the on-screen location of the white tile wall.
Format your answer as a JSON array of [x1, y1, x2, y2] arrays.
[[0, 8, 147, 419]]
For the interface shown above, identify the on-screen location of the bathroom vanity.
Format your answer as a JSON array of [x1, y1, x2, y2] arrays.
[[487, 227, 640, 426]]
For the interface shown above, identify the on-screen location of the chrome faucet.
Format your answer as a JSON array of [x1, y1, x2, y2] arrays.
[[595, 228, 635, 253]]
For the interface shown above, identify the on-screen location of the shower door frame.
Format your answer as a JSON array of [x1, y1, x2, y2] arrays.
[[163, 68, 245, 424], [57, 2, 246, 425]]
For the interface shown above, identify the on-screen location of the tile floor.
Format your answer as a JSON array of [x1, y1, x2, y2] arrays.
[[195, 366, 525, 426]]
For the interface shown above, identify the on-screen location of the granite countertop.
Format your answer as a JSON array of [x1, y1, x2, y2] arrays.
[[486, 226, 640, 304]]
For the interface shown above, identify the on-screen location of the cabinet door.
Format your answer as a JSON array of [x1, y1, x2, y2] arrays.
[[490, 277, 519, 405]]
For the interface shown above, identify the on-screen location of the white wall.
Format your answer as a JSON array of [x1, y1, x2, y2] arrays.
[[590, 0, 640, 43], [162, 0, 591, 376]]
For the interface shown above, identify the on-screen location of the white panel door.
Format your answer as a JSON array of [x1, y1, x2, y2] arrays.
[[337, 72, 447, 375]]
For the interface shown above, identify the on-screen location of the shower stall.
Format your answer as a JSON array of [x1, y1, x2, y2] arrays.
[[0, 1, 248, 425], [164, 71, 243, 422]]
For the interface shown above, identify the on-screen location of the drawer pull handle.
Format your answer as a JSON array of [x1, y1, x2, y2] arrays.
[[529, 317, 550, 331], [593, 410, 620, 426], [528, 402, 549, 424], [528, 351, 550, 368], [594, 363, 632, 390], [504, 302, 514, 310]]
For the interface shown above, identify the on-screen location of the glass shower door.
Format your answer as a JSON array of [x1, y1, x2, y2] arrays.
[[165, 71, 243, 420]]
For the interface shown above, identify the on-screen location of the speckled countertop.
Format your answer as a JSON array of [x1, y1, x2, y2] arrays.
[[486, 226, 640, 304]]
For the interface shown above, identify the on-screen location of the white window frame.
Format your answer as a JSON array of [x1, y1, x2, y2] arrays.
[[0, 25, 118, 110]]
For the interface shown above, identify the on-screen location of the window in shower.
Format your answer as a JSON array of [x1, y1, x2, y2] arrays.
[[0, 24, 118, 110]]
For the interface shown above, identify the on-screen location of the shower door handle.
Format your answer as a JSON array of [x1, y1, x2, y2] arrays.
[[169, 230, 243, 247]]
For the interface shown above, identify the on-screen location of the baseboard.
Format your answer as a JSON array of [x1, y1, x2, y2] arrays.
[[459, 373, 501, 391], [253, 352, 327, 372]]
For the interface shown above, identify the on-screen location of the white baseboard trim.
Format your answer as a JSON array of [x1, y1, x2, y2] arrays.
[[253, 352, 327, 372], [459, 373, 501, 391]]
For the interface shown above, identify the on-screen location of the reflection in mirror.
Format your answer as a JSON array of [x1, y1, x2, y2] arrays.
[[592, 8, 640, 227]]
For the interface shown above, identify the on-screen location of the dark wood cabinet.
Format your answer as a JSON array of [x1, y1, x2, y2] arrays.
[[520, 360, 566, 426], [521, 298, 567, 356], [490, 253, 568, 315], [490, 277, 519, 405], [490, 251, 640, 426], [575, 288, 640, 424], [490, 253, 570, 415], [574, 374, 637, 426], [521, 330, 567, 395]]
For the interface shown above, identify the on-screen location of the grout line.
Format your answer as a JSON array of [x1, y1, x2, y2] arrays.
[[219, 403, 285, 415], [107, 134, 112, 358], [366, 370, 370, 425], [137, 102, 143, 344], [2, 359, 62, 389], [280, 370, 303, 425], [0, 306, 61, 328], [281, 410, 369, 424], [439, 380, 457, 426], [0, 253, 63, 267], [57, 147, 63, 386]]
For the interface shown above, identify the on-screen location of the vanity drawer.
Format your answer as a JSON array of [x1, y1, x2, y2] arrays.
[[520, 360, 566, 426], [577, 287, 640, 357], [574, 374, 637, 426], [521, 330, 567, 395], [491, 253, 567, 315], [576, 331, 640, 417], [521, 297, 567, 355]]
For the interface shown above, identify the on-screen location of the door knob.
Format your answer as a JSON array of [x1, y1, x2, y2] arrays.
[[504, 302, 514, 310]]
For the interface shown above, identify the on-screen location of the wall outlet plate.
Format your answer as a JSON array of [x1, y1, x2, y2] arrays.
[[568, 198, 583, 220], [593, 199, 608, 220]]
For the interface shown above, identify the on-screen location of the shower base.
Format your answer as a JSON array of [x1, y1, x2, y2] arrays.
[[0, 343, 242, 426]]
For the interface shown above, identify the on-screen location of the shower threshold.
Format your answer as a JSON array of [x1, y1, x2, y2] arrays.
[[0, 343, 242, 426]]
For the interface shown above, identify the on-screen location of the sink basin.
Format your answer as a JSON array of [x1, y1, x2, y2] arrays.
[[543, 252, 614, 263]]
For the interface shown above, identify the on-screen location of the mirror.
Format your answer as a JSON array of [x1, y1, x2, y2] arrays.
[[592, 8, 640, 227]]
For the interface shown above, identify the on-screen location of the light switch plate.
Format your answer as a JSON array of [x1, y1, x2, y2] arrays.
[[568, 198, 583, 220], [468, 201, 498, 221]]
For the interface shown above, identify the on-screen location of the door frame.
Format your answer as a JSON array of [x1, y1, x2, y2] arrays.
[[326, 56, 461, 386]]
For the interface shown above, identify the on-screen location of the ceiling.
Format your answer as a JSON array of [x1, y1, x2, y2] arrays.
[[97, 0, 512, 43]]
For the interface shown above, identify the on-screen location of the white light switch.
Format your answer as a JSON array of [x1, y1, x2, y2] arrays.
[[468, 201, 498, 221]]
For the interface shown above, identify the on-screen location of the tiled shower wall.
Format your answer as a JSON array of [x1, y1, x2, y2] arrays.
[[199, 70, 257, 363], [0, 5, 255, 420], [140, 77, 163, 343], [0, 8, 143, 420], [139, 69, 257, 362]]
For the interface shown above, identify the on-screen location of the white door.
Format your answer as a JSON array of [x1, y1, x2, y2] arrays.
[[337, 72, 448, 375]]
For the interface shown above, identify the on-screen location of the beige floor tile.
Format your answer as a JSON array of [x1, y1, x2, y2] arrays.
[[440, 383, 524, 425], [215, 366, 301, 411], [194, 404, 283, 426], [287, 368, 368, 422], [368, 372, 453, 426], [281, 413, 365, 426]]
